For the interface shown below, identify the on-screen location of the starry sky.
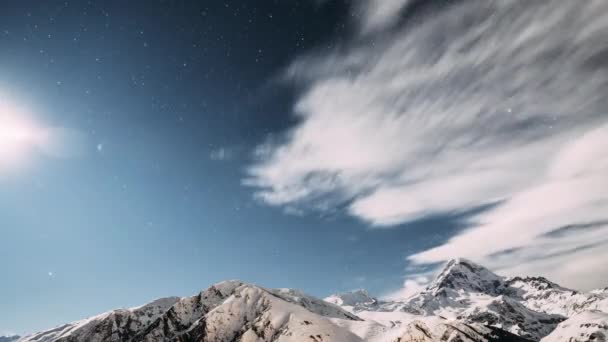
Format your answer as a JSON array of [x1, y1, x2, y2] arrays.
[[2, 0, 608, 336], [0, 0, 445, 335]]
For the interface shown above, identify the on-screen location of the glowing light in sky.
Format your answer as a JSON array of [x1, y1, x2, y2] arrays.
[[0, 99, 50, 171]]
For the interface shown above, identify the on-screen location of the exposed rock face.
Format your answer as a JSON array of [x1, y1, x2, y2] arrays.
[[541, 311, 608, 342], [18, 296, 180, 342], [394, 318, 533, 342], [18, 281, 362, 342], [375, 259, 566, 340], [428, 258, 506, 296], [328, 258, 608, 341]]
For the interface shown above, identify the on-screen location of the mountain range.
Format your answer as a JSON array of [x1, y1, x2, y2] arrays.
[[5, 258, 607, 342]]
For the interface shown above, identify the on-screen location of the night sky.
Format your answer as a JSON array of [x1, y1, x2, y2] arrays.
[[0, 0, 454, 335], [2, 0, 608, 336]]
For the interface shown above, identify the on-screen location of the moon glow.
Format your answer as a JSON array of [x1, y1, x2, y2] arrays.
[[0, 101, 48, 170]]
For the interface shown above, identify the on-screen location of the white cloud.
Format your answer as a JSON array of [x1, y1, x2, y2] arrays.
[[355, 0, 411, 33], [247, 0, 608, 289], [409, 124, 608, 290], [383, 275, 430, 301]]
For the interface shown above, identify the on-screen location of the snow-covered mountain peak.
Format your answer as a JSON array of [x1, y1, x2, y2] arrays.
[[325, 289, 377, 307], [206, 279, 245, 296], [266, 286, 362, 320], [129, 296, 181, 312], [428, 258, 504, 295]]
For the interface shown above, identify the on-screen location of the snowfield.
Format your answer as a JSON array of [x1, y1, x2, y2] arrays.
[[541, 311, 608, 342]]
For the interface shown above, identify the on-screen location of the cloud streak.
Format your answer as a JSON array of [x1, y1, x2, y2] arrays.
[[247, 0, 608, 289], [409, 124, 608, 290]]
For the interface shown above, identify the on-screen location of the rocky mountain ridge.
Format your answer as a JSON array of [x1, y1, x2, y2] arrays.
[[327, 258, 608, 341], [12, 259, 607, 342]]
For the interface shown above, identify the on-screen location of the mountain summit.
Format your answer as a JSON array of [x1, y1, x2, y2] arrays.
[[13, 260, 608, 342], [428, 258, 505, 295]]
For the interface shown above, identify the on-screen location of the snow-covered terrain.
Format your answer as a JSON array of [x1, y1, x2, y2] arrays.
[[18, 296, 180, 342], [399, 259, 565, 340], [327, 258, 607, 341], [14, 259, 607, 341], [17, 281, 362, 342], [541, 311, 608, 342]]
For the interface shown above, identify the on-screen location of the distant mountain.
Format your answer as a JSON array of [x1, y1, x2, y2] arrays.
[[13, 259, 607, 341], [0, 336, 20, 342], [327, 258, 608, 341]]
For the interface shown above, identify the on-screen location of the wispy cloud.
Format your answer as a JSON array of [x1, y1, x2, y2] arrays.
[[246, 0, 608, 289], [355, 0, 411, 34], [410, 124, 608, 289], [383, 275, 430, 301]]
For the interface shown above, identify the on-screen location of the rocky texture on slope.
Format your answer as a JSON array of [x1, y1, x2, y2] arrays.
[[327, 258, 608, 341], [541, 311, 608, 342], [19, 281, 362, 342], [19, 297, 180, 342], [504, 277, 608, 317], [324, 289, 383, 313], [371, 259, 563, 340], [392, 318, 532, 342], [132, 281, 361, 342], [331, 313, 532, 342]]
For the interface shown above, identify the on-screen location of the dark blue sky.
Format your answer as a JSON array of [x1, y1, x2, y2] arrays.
[[3, 0, 608, 336], [0, 0, 470, 335]]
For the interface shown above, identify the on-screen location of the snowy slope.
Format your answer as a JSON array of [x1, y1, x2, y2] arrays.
[[541, 311, 608, 342], [167, 283, 363, 342], [325, 289, 377, 308], [330, 312, 531, 342], [327, 258, 607, 341], [267, 287, 361, 321], [18, 281, 361, 342], [504, 277, 608, 317], [324, 290, 415, 315], [18, 296, 180, 342], [371, 259, 562, 340]]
